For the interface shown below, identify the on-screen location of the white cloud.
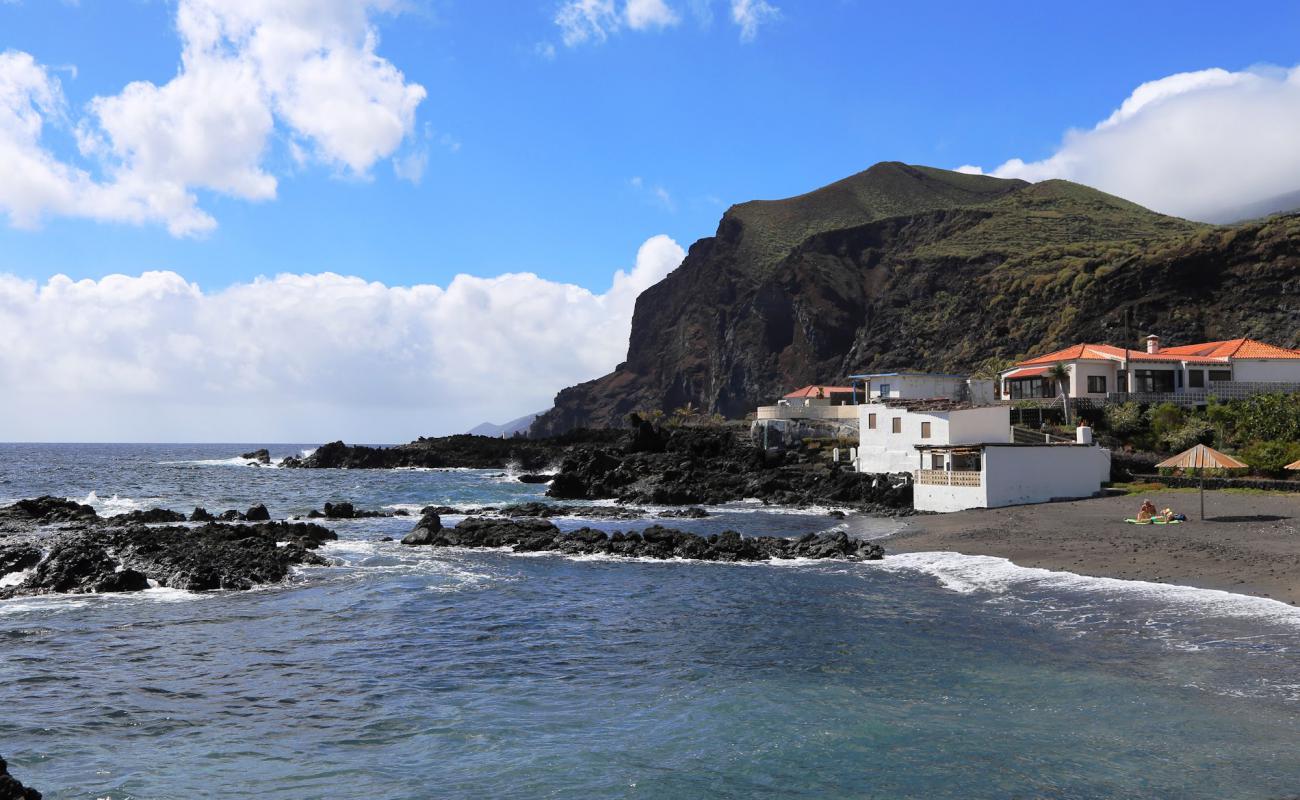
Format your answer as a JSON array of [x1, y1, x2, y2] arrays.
[[555, 0, 620, 46], [0, 235, 686, 442], [964, 65, 1300, 221], [0, 0, 425, 236], [555, 0, 769, 48], [625, 0, 679, 30], [730, 0, 778, 42]]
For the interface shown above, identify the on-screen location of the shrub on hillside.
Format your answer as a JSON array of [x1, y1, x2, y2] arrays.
[[1238, 440, 1300, 479], [1104, 401, 1143, 437]]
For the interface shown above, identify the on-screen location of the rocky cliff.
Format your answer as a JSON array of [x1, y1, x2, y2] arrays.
[[532, 162, 1300, 434]]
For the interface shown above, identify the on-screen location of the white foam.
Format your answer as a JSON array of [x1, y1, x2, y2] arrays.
[[879, 551, 1300, 626], [77, 491, 148, 515], [0, 567, 33, 588], [161, 456, 285, 468]]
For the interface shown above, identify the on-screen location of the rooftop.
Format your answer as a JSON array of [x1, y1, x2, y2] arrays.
[[782, 385, 855, 399], [1012, 338, 1300, 368]]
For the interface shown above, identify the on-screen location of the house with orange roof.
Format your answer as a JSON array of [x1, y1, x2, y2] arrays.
[[1000, 335, 1300, 405]]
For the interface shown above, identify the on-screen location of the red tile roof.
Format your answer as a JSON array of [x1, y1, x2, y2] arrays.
[[1004, 366, 1050, 379], [783, 385, 855, 399], [1014, 338, 1300, 368]]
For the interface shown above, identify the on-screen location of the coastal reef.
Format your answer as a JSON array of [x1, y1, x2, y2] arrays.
[[400, 512, 884, 562], [0, 498, 335, 598]]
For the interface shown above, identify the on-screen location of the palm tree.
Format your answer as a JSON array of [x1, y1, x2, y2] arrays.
[[1046, 363, 1072, 424]]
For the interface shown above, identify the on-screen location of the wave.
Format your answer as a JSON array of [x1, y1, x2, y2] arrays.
[[879, 551, 1300, 627], [76, 491, 152, 515], [160, 456, 286, 468]]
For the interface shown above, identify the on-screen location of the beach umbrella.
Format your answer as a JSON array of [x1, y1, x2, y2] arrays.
[[1287, 459, 1300, 471], [1154, 444, 1248, 521]]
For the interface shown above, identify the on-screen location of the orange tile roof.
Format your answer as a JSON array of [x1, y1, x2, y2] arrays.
[[1014, 338, 1300, 368], [783, 385, 855, 399]]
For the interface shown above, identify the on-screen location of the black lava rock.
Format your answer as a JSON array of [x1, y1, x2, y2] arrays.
[[0, 755, 41, 800]]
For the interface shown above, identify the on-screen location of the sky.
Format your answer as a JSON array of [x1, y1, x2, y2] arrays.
[[2, 0, 1300, 442]]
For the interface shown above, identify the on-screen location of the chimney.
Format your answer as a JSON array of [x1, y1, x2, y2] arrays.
[[1145, 334, 1161, 354]]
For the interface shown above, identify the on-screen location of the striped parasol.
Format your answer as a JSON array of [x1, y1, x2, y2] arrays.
[[1155, 444, 1248, 471], [1155, 444, 1248, 520]]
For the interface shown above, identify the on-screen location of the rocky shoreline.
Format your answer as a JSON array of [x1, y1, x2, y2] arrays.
[[0, 755, 40, 800], [0, 492, 888, 599], [0, 497, 336, 599], [275, 419, 915, 513], [399, 511, 884, 562]]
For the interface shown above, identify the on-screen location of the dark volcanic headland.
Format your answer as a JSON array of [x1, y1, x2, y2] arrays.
[[282, 418, 913, 512], [530, 162, 1300, 434]]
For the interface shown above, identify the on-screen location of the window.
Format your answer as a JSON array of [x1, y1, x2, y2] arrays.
[[1209, 370, 1232, 382], [891, 417, 902, 434], [1087, 375, 1107, 394], [1133, 369, 1175, 393], [878, 383, 891, 397], [920, 421, 931, 439], [930, 453, 945, 470], [1188, 369, 1205, 388], [867, 413, 877, 430]]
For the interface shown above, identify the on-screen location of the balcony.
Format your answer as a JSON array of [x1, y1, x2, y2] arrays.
[[917, 469, 982, 487]]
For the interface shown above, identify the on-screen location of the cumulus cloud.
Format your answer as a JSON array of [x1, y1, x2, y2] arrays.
[[0, 235, 686, 442], [0, 0, 425, 236], [553, 0, 765, 48], [961, 65, 1300, 221]]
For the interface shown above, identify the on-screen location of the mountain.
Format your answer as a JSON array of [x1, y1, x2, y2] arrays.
[[1203, 188, 1300, 225], [532, 162, 1300, 435], [467, 411, 544, 438]]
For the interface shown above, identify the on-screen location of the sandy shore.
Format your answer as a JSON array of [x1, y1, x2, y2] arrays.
[[886, 489, 1300, 605]]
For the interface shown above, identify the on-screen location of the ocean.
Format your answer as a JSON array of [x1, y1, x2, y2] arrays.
[[1, 443, 1298, 799]]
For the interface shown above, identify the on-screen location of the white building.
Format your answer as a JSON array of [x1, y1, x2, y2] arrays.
[[913, 428, 1111, 512], [755, 385, 858, 421], [850, 372, 996, 405], [856, 401, 1011, 474], [1000, 336, 1300, 403]]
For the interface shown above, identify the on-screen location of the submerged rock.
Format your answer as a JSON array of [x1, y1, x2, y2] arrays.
[[400, 512, 443, 546], [0, 755, 41, 800], [404, 515, 884, 562], [517, 474, 556, 484], [241, 448, 271, 464], [303, 502, 392, 520]]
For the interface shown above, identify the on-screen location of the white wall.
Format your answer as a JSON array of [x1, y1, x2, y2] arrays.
[[856, 403, 950, 474], [983, 446, 1109, 508], [1069, 360, 1116, 396], [914, 482, 987, 513], [1230, 360, 1300, 382], [869, 375, 968, 400], [948, 406, 1011, 443]]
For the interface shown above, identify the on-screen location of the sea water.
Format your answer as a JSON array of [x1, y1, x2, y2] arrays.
[[1, 443, 1298, 799]]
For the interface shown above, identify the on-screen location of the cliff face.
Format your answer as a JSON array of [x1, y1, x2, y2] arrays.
[[531, 162, 1300, 435]]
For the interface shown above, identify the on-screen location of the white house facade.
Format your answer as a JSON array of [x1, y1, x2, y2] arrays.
[[913, 435, 1111, 513], [850, 372, 996, 404], [1000, 336, 1300, 403], [856, 401, 1011, 474]]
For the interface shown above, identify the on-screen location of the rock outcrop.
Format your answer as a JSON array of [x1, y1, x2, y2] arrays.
[[0, 499, 337, 598], [400, 515, 884, 562], [0, 755, 41, 800]]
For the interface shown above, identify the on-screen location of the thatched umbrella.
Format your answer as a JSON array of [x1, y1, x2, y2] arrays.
[[1155, 444, 1248, 521]]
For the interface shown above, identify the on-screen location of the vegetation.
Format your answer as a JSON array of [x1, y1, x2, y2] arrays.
[[1096, 392, 1300, 478]]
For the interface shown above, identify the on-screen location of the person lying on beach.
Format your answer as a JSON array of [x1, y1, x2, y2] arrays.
[[1161, 507, 1187, 523], [1137, 500, 1158, 522]]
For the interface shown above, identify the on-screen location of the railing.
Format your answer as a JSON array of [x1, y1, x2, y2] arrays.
[[1011, 426, 1074, 444], [917, 469, 982, 487], [1108, 382, 1300, 406]]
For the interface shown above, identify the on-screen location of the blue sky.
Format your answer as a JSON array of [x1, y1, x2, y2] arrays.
[[3, 0, 1298, 291], [3, 0, 1300, 441]]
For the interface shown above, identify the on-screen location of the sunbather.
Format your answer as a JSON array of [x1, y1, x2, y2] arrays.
[[1137, 499, 1157, 523]]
